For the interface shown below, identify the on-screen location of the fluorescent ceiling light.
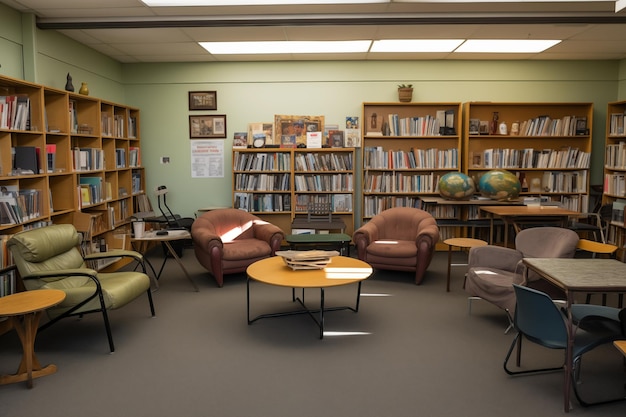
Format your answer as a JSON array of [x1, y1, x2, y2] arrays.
[[143, 0, 386, 5], [200, 40, 371, 54], [617, 0, 626, 12], [371, 39, 464, 53], [455, 39, 561, 53]]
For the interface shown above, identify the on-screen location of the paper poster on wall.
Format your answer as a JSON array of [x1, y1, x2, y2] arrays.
[[190, 139, 224, 178]]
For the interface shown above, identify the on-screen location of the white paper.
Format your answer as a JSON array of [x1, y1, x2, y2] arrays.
[[191, 140, 224, 178]]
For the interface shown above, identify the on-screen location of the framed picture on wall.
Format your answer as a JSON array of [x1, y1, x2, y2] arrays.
[[189, 115, 227, 138], [188, 91, 217, 110]]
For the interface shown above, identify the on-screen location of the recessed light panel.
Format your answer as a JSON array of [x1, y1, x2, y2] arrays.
[[371, 39, 464, 53], [455, 39, 561, 53], [200, 40, 372, 54], [143, 0, 387, 5]]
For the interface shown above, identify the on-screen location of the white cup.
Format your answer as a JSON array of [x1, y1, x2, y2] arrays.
[[133, 221, 145, 238]]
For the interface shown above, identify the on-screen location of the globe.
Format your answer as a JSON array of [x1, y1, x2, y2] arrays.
[[438, 172, 475, 200], [478, 169, 521, 201]]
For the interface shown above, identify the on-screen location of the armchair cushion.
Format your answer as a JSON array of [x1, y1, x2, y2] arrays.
[[192, 208, 285, 287], [353, 207, 439, 285]]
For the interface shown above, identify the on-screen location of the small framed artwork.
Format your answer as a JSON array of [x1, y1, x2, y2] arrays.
[[189, 115, 227, 139], [469, 118, 480, 135], [274, 115, 324, 147], [188, 91, 217, 111]]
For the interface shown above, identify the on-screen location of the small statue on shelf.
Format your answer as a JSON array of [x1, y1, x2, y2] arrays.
[[65, 73, 74, 92]]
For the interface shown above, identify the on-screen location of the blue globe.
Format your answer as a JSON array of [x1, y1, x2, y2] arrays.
[[438, 172, 475, 200], [478, 169, 521, 201]]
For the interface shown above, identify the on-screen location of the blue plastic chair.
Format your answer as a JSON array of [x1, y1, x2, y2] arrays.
[[505, 284, 626, 408]]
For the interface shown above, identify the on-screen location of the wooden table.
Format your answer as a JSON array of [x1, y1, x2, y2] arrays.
[[480, 205, 579, 246], [522, 258, 626, 412], [615, 340, 626, 357], [0, 289, 66, 388], [443, 237, 488, 292], [131, 229, 199, 292], [246, 256, 372, 339]]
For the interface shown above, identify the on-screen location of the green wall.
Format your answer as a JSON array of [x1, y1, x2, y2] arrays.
[[2, 4, 626, 222], [123, 60, 620, 220]]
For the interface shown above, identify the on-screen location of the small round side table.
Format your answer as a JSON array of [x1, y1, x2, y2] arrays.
[[444, 237, 488, 292], [0, 289, 66, 388]]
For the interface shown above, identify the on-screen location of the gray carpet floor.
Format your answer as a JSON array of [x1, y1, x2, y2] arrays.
[[1, 248, 625, 417]]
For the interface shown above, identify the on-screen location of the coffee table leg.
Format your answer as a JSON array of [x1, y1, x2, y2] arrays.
[[447, 245, 453, 292], [319, 288, 325, 339]]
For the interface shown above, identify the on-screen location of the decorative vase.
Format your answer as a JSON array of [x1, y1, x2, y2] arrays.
[[398, 88, 413, 103], [79, 82, 89, 95], [65, 73, 74, 92]]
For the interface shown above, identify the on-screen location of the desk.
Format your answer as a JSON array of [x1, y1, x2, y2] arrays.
[[131, 230, 199, 292], [285, 233, 352, 256], [0, 289, 66, 388], [480, 205, 578, 246], [523, 258, 626, 412], [246, 256, 372, 339], [615, 340, 626, 357]]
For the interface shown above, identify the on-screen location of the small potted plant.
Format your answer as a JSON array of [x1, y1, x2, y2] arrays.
[[397, 84, 413, 102]]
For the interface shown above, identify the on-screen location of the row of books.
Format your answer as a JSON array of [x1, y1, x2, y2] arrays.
[[293, 194, 353, 213], [609, 112, 626, 136], [0, 95, 30, 131], [233, 151, 291, 172], [0, 234, 16, 296], [604, 173, 626, 197], [370, 110, 455, 137], [605, 142, 626, 169], [364, 146, 459, 170], [478, 147, 590, 169], [293, 173, 353, 192], [540, 170, 588, 193], [132, 172, 142, 194], [234, 192, 291, 212], [73, 147, 104, 171], [78, 176, 106, 207], [517, 115, 588, 136], [364, 172, 438, 193], [610, 199, 626, 225], [234, 173, 290, 192], [0, 187, 43, 225], [362, 196, 422, 218], [101, 112, 127, 137], [293, 152, 353, 172]]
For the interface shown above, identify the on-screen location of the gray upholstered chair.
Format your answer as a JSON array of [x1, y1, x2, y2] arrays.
[[465, 226, 579, 324], [7, 224, 155, 353], [191, 208, 284, 287], [352, 207, 439, 285]]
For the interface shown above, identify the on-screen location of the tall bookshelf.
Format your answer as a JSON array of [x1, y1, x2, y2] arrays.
[[602, 100, 626, 258], [360, 102, 463, 232], [0, 74, 145, 295], [232, 147, 356, 235], [463, 102, 593, 216]]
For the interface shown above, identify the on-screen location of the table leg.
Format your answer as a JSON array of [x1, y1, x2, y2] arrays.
[[446, 245, 453, 292], [564, 291, 575, 412], [0, 312, 57, 388], [162, 241, 200, 292]]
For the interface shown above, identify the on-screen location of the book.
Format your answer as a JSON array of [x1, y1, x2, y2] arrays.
[[344, 128, 361, 147], [328, 130, 344, 148], [13, 146, 39, 174], [233, 132, 248, 148], [46, 143, 56, 172], [306, 131, 322, 148], [281, 134, 296, 148]]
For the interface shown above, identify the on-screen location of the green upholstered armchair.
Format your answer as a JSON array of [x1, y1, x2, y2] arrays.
[[7, 224, 155, 353]]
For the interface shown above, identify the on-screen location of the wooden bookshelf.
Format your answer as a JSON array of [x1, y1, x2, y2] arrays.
[[232, 147, 356, 235], [463, 102, 593, 213], [360, 102, 463, 242], [602, 100, 626, 259], [0, 74, 145, 293]]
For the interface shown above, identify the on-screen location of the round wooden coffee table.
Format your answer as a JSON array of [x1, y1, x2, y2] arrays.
[[444, 237, 488, 292], [0, 289, 66, 388], [246, 255, 372, 339]]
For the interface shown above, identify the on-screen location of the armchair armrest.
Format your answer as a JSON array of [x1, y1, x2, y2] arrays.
[[253, 221, 285, 251], [84, 250, 144, 263], [415, 222, 440, 248], [191, 227, 224, 254], [353, 222, 380, 259]]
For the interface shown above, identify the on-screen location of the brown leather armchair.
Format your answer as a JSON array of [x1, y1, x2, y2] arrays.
[[191, 209, 284, 287], [353, 207, 440, 285]]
